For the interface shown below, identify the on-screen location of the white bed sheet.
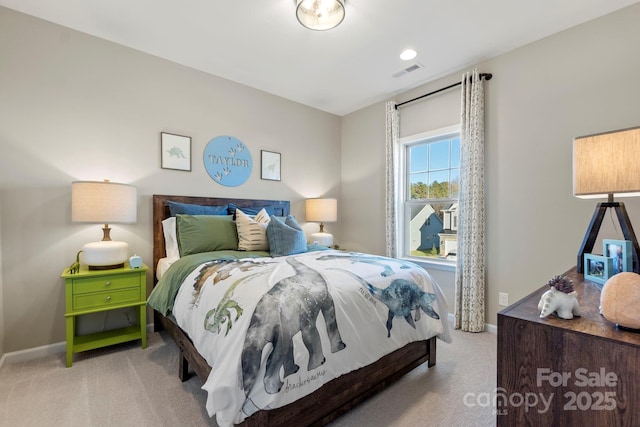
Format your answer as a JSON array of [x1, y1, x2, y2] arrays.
[[156, 257, 178, 280]]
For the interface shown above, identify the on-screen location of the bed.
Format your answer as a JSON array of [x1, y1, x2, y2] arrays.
[[149, 194, 451, 426]]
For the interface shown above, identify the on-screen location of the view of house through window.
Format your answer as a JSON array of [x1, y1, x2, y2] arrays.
[[401, 127, 460, 262]]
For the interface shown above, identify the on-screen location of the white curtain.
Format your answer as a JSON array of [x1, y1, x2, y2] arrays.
[[385, 101, 399, 258], [454, 69, 486, 332]]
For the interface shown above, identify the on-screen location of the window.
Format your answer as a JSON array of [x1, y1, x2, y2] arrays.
[[397, 125, 460, 267]]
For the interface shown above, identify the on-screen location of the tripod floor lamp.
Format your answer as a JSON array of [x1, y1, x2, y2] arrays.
[[573, 126, 640, 274]]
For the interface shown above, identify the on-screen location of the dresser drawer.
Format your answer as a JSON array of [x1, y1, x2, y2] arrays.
[[72, 273, 140, 295], [73, 288, 141, 311]]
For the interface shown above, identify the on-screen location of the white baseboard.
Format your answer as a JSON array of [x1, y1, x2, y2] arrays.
[[0, 341, 66, 367], [0, 323, 156, 369]]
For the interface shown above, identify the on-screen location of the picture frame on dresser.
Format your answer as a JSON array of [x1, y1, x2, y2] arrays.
[[161, 132, 191, 171], [602, 239, 632, 274], [583, 253, 613, 285]]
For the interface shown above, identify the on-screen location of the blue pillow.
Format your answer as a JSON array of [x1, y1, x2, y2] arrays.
[[227, 203, 275, 218], [167, 201, 228, 217], [267, 215, 308, 257]]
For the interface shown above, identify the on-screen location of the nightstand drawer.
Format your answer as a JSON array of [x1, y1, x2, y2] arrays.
[[72, 273, 140, 295], [73, 288, 141, 311]]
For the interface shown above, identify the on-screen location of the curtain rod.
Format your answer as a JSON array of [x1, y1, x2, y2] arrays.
[[394, 72, 493, 110]]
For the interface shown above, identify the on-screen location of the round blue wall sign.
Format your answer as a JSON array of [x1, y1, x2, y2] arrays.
[[203, 136, 252, 187]]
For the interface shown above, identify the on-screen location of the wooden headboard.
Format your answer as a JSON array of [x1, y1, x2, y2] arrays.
[[152, 195, 290, 283]]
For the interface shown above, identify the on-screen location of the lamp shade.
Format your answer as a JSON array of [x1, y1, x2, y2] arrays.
[[573, 127, 640, 199], [306, 198, 337, 222], [296, 0, 345, 31], [72, 181, 137, 223], [72, 181, 137, 270]]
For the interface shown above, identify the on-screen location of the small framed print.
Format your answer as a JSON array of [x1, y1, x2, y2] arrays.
[[602, 239, 632, 275], [161, 132, 191, 171], [584, 254, 614, 286], [261, 150, 281, 181]]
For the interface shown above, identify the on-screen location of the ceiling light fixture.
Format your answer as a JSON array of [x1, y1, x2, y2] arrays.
[[296, 0, 345, 31], [400, 49, 417, 61]]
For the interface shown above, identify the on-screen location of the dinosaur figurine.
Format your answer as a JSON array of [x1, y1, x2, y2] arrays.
[[333, 269, 439, 337], [68, 251, 82, 274]]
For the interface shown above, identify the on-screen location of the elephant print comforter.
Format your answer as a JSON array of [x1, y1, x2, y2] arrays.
[[148, 249, 451, 426]]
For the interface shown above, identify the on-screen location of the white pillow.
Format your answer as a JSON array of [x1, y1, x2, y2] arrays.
[[236, 208, 270, 251], [162, 217, 180, 260]]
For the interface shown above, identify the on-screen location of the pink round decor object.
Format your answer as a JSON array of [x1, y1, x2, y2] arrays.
[[600, 272, 640, 330]]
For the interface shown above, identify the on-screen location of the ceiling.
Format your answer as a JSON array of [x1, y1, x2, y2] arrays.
[[1, 0, 639, 116]]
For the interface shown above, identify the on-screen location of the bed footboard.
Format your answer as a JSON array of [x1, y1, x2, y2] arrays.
[[157, 308, 436, 427], [241, 337, 436, 427]]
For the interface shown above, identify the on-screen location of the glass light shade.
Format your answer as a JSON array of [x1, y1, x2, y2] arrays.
[[573, 127, 640, 199], [296, 0, 345, 31]]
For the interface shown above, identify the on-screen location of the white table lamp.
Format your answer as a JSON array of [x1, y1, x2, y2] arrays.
[[72, 180, 137, 269], [306, 198, 337, 247]]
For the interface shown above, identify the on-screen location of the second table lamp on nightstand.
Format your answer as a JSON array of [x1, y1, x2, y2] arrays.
[[306, 198, 337, 247], [72, 180, 137, 270]]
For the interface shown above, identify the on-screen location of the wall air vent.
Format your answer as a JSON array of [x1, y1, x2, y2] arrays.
[[392, 63, 424, 78]]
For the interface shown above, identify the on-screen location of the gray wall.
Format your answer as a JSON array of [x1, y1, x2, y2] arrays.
[[3, 3, 640, 355], [0, 7, 341, 353], [0, 197, 4, 357], [341, 3, 640, 325]]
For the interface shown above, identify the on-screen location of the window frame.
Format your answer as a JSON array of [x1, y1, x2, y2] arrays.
[[396, 124, 460, 271]]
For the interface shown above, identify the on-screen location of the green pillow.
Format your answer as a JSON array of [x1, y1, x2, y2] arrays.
[[176, 215, 238, 256]]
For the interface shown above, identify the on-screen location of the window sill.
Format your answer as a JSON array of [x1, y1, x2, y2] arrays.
[[401, 256, 456, 272]]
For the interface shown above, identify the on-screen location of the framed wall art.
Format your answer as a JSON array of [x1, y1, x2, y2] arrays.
[[161, 132, 191, 171], [261, 150, 281, 181], [583, 253, 613, 286], [602, 239, 632, 274]]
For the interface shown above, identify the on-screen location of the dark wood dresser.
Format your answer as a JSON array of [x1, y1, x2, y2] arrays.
[[497, 267, 639, 426]]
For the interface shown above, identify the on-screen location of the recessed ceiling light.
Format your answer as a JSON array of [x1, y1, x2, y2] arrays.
[[400, 49, 417, 61]]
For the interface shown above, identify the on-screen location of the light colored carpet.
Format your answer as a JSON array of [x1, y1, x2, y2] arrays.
[[0, 328, 496, 427]]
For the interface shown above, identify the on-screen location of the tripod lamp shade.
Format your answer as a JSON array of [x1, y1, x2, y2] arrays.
[[573, 127, 640, 199], [72, 181, 137, 269], [306, 198, 337, 246]]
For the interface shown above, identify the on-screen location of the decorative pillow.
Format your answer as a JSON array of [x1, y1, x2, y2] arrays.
[[236, 208, 270, 251], [161, 217, 180, 260], [228, 203, 275, 218], [167, 201, 228, 217], [267, 215, 308, 257], [176, 215, 238, 256]]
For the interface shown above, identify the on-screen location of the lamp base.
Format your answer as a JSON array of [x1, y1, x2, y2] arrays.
[[577, 201, 640, 273], [311, 232, 334, 247], [82, 241, 129, 270]]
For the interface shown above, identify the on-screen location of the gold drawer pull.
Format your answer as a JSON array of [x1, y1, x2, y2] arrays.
[[106, 296, 112, 301]]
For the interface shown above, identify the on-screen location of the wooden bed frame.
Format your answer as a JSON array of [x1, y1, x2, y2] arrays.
[[152, 194, 437, 426]]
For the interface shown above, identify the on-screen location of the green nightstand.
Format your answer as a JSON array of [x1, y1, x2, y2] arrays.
[[61, 263, 148, 367]]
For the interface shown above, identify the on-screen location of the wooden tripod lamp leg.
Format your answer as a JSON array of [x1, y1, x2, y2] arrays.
[[577, 203, 607, 274], [614, 203, 640, 273]]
